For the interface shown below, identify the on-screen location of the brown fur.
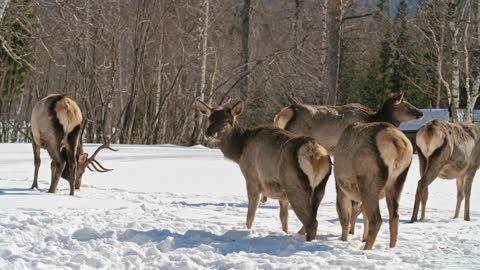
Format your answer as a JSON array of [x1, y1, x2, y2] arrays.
[[334, 122, 413, 250], [30, 94, 114, 196], [195, 98, 332, 241], [273, 92, 423, 154], [411, 119, 480, 222]]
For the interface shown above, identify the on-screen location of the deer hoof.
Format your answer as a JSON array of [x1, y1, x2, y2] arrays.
[[363, 244, 373, 250]]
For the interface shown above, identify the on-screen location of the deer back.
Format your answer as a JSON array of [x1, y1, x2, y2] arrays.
[[274, 103, 372, 154], [274, 93, 422, 155]]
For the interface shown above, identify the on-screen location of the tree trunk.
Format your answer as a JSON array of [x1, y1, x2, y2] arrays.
[[84, 0, 96, 141], [153, 20, 165, 144], [464, 2, 473, 122], [239, 0, 251, 101], [293, 0, 303, 53], [449, 5, 460, 122], [323, 0, 342, 105], [195, 0, 210, 143]]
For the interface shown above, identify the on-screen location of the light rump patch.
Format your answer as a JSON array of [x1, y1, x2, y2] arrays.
[[297, 141, 330, 190], [416, 124, 446, 158], [376, 127, 413, 180], [55, 96, 83, 135]]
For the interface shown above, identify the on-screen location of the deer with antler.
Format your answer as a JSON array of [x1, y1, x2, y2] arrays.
[[30, 94, 117, 196]]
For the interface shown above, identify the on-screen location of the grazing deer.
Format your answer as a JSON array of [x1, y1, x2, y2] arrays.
[[334, 122, 413, 249], [273, 92, 423, 154], [31, 94, 117, 196], [411, 119, 480, 222], [195, 98, 332, 241]]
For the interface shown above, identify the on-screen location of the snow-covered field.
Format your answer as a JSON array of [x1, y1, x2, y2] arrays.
[[1, 143, 480, 269]]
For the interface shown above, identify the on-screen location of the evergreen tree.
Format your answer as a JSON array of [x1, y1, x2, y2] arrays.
[[392, 0, 412, 92]]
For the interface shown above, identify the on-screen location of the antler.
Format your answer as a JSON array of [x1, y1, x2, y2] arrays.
[[87, 129, 119, 173]]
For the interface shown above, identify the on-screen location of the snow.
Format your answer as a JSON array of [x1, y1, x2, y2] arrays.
[[1, 143, 480, 269]]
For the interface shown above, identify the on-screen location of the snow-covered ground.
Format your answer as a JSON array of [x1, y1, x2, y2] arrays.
[[1, 143, 480, 269]]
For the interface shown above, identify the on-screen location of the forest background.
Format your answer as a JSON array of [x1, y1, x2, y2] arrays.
[[0, 0, 479, 145]]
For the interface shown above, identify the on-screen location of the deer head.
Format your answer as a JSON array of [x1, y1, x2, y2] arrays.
[[195, 98, 244, 144], [381, 91, 424, 124], [61, 124, 118, 189]]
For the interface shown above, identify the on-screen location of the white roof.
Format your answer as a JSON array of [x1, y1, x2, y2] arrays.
[[399, 109, 480, 132]]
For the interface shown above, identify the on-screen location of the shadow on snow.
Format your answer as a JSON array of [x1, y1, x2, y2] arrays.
[[117, 229, 333, 256], [72, 227, 333, 256]]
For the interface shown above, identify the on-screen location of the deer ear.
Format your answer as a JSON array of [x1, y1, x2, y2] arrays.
[[395, 91, 405, 104], [230, 99, 244, 117], [195, 98, 213, 116]]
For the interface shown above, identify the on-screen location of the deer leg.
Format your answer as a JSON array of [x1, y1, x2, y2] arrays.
[[350, 202, 361, 235], [362, 196, 382, 250], [454, 177, 465, 219], [279, 200, 289, 233], [246, 190, 261, 230], [68, 179, 75, 196], [48, 160, 65, 193], [307, 179, 329, 236], [31, 141, 41, 190], [412, 148, 448, 223], [286, 187, 318, 242], [336, 186, 352, 241], [420, 187, 429, 222], [75, 177, 82, 190], [463, 172, 475, 221], [290, 198, 317, 241], [411, 172, 441, 222], [386, 188, 400, 248], [361, 206, 368, 242], [387, 164, 409, 248]]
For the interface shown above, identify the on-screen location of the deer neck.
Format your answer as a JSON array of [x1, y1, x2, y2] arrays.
[[218, 122, 246, 163], [368, 105, 400, 127]]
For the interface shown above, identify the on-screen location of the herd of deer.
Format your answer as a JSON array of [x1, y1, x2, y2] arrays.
[[30, 93, 480, 250]]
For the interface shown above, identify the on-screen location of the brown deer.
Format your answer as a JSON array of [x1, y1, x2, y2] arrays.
[[195, 98, 332, 241], [31, 94, 117, 196], [334, 122, 413, 250], [273, 92, 423, 154], [411, 119, 480, 222], [273, 92, 422, 235]]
